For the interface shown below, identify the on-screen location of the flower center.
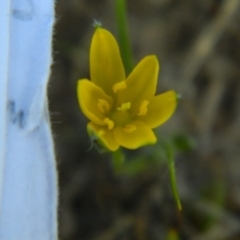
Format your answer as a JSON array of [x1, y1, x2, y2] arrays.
[[97, 98, 136, 130], [110, 102, 131, 127]]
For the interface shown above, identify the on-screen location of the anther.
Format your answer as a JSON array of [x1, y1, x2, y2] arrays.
[[137, 100, 149, 116], [113, 81, 127, 93], [97, 99, 110, 113], [117, 102, 131, 111], [123, 124, 136, 133], [103, 118, 114, 130]]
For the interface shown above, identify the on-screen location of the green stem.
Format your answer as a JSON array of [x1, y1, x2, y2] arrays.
[[164, 143, 182, 211], [115, 0, 134, 74], [112, 148, 125, 173]]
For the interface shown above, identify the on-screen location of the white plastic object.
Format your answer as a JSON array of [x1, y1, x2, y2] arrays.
[[0, 0, 58, 239]]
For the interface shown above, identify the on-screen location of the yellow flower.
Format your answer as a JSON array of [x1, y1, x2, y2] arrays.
[[77, 28, 177, 151]]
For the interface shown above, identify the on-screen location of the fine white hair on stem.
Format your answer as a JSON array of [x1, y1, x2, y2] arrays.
[[92, 19, 102, 28], [86, 136, 101, 154]]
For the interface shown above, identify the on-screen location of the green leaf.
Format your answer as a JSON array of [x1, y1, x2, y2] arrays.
[[112, 148, 125, 173], [164, 142, 182, 211], [167, 229, 180, 240], [173, 133, 196, 152], [115, 0, 134, 74]]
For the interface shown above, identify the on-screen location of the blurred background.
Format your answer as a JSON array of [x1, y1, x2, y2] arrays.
[[49, 0, 240, 239]]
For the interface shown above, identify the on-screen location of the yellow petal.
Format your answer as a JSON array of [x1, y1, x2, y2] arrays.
[[113, 121, 157, 149], [117, 55, 159, 111], [77, 79, 113, 125], [134, 90, 177, 129], [90, 28, 126, 96], [87, 122, 119, 151]]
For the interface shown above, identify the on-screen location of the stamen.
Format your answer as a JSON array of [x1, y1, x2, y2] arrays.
[[103, 118, 114, 130], [137, 100, 149, 116], [113, 80, 127, 93], [97, 99, 110, 113], [117, 102, 131, 111], [123, 124, 136, 133]]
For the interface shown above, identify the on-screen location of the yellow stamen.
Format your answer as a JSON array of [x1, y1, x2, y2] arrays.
[[117, 102, 131, 111], [123, 124, 136, 133], [113, 80, 127, 93], [137, 100, 149, 116], [103, 118, 114, 130], [97, 99, 110, 113]]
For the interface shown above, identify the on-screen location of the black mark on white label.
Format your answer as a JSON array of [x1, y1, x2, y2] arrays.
[[8, 100, 26, 129]]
